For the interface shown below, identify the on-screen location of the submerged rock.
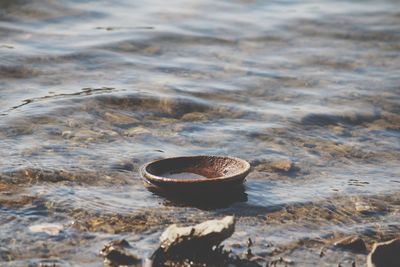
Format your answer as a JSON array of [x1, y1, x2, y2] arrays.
[[159, 216, 235, 255], [181, 112, 208, 121], [270, 160, 294, 172], [123, 127, 151, 137], [29, 223, 63, 236], [61, 130, 74, 139], [334, 235, 367, 253], [367, 238, 400, 267], [100, 239, 141, 267], [0, 182, 9, 191], [255, 159, 298, 174], [104, 111, 139, 124]]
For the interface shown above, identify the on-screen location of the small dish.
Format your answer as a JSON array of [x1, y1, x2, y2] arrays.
[[140, 155, 250, 191]]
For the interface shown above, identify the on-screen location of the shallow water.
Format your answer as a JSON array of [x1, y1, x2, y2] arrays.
[[162, 172, 207, 180], [0, 0, 399, 266]]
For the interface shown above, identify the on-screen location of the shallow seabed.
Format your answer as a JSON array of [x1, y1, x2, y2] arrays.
[[0, 0, 399, 266]]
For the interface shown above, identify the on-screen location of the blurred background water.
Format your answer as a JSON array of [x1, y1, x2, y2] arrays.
[[0, 0, 399, 266]]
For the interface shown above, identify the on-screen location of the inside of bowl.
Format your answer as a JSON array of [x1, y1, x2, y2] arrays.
[[147, 156, 246, 180]]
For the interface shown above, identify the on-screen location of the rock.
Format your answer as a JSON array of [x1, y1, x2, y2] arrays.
[[303, 143, 316, 148], [334, 236, 367, 252], [354, 198, 388, 215], [271, 160, 294, 172], [37, 259, 62, 267], [150, 216, 263, 266], [111, 160, 134, 171], [181, 112, 207, 121], [123, 127, 151, 137], [0, 182, 9, 191], [159, 216, 235, 255], [104, 112, 139, 124], [73, 129, 100, 141], [61, 130, 74, 139], [101, 239, 141, 266], [367, 238, 400, 267], [29, 223, 63, 236], [255, 159, 298, 174], [99, 129, 119, 137], [66, 119, 80, 128]]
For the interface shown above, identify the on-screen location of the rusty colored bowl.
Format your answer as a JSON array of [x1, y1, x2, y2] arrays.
[[140, 155, 250, 191]]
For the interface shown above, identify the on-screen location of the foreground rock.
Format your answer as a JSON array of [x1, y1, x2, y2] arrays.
[[159, 216, 235, 255], [100, 239, 141, 267], [367, 238, 400, 267], [150, 216, 261, 266], [334, 235, 367, 253]]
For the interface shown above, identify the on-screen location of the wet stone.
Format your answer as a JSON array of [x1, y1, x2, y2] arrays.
[[61, 130, 74, 139], [0, 247, 12, 261], [303, 143, 316, 148], [181, 112, 208, 121], [159, 216, 235, 255], [354, 198, 389, 215], [334, 236, 367, 253], [73, 129, 100, 141], [110, 160, 135, 172], [0, 182, 9, 191], [72, 210, 172, 234], [66, 118, 80, 128], [123, 127, 151, 137], [150, 216, 263, 266], [104, 111, 139, 124], [29, 223, 63, 236], [101, 239, 141, 267], [271, 160, 294, 172], [367, 238, 400, 267], [255, 159, 298, 174]]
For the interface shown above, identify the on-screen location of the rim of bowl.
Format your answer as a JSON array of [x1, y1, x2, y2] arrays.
[[140, 155, 251, 184]]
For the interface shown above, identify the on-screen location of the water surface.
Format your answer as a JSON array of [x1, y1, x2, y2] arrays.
[[0, 0, 399, 266]]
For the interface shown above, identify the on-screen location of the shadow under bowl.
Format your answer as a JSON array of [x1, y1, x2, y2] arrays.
[[140, 155, 250, 192]]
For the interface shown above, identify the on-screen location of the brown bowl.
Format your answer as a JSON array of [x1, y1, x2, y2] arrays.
[[140, 155, 250, 191]]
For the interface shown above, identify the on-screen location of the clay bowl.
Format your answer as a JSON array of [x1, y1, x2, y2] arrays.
[[141, 155, 250, 192]]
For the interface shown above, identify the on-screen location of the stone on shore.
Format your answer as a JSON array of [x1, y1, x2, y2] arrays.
[[159, 216, 235, 255], [367, 238, 400, 267]]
